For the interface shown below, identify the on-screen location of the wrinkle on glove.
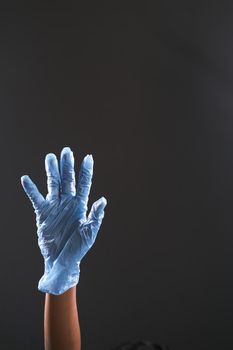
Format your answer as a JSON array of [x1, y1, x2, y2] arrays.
[[21, 147, 107, 295]]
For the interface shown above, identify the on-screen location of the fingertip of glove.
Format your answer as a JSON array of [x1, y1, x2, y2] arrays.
[[62, 146, 72, 153], [21, 175, 29, 184], [95, 196, 107, 210], [101, 196, 107, 206], [20, 175, 32, 191], [83, 154, 94, 169], [60, 147, 74, 162], [45, 153, 57, 161]]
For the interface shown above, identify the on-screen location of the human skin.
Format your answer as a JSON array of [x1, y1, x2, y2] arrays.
[[44, 286, 81, 350]]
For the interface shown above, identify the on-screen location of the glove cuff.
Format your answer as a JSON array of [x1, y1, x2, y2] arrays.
[[38, 261, 81, 295]]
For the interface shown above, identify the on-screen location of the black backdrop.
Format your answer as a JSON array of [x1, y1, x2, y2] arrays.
[[0, 1, 232, 350]]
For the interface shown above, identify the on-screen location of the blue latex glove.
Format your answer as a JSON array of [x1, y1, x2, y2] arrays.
[[21, 147, 107, 295]]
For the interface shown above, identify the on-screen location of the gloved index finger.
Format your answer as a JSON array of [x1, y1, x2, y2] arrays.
[[76, 154, 93, 212]]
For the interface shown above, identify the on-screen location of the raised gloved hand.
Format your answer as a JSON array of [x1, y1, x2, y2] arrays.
[[21, 147, 107, 295]]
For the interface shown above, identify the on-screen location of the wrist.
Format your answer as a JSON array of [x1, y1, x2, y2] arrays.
[[45, 285, 77, 299]]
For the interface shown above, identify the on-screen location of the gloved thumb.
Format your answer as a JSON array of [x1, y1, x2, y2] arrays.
[[85, 196, 107, 241], [21, 175, 45, 211]]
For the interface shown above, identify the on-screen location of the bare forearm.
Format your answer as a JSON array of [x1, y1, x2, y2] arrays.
[[44, 286, 81, 350]]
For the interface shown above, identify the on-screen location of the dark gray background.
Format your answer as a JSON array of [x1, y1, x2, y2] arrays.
[[0, 1, 232, 349]]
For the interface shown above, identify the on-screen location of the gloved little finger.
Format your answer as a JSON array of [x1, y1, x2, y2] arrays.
[[21, 175, 45, 211]]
